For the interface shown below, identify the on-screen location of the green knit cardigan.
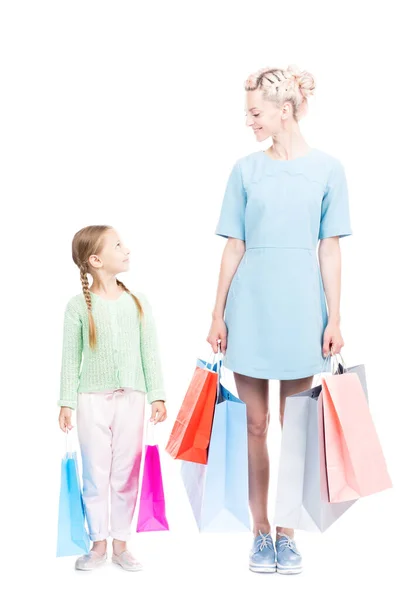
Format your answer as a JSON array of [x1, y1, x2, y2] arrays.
[[59, 290, 166, 409]]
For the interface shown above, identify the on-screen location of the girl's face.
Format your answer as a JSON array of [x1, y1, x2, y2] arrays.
[[89, 228, 130, 275], [244, 89, 289, 142]]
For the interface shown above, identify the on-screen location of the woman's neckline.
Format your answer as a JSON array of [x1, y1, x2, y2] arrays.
[[89, 290, 126, 302], [260, 147, 316, 163]]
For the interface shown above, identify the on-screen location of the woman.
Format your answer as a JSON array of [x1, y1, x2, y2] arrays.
[[207, 64, 352, 575]]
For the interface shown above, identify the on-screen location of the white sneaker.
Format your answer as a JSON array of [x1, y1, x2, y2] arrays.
[[112, 550, 143, 571], [75, 550, 107, 571]]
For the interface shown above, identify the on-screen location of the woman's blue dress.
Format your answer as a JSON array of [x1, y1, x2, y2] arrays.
[[215, 148, 352, 380]]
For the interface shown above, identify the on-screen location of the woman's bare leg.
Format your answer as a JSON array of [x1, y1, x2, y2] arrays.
[[276, 375, 314, 539], [233, 372, 270, 537]]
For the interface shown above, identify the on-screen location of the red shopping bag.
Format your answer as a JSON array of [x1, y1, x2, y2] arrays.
[[165, 364, 218, 464], [321, 371, 392, 502]]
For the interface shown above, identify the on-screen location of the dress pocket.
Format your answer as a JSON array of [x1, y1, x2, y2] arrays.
[[307, 250, 324, 329], [228, 253, 247, 301]]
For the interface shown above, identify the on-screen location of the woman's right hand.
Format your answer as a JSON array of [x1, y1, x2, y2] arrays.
[[59, 407, 73, 432], [207, 316, 227, 354]]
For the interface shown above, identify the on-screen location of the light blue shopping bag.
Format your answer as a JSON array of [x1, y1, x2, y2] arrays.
[[56, 435, 90, 557], [181, 356, 251, 532]]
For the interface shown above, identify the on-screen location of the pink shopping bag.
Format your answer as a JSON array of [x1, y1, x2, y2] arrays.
[[136, 422, 169, 532], [321, 371, 392, 503]]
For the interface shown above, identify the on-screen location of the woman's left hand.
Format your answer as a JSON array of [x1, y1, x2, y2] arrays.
[[322, 322, 344, 357], [150, 400, 167, 424]]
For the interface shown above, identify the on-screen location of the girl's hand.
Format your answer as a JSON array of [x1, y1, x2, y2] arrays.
[[59, 407, 73, 432], [207, 316, 227, 354], [150, 401, 167, 424], [322, 322, 344, 357]]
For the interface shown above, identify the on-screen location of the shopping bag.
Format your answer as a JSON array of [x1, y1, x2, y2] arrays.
[[181, 362, 251, 533], [335, 360, 369, 398], [321, 363, 392, 503], [274, 381, 358, 533], [165, 357, 218, 464], [274, 358, 372, 532], [56, 433, 90, 557], [136, 422, 169, 532]]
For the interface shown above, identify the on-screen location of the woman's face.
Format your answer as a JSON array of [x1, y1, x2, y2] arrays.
[[89, 228, 130, 275], [245, 89, 287, 142]]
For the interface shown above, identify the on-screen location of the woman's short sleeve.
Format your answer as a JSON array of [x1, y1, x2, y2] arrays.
[[215, 160, 247, 241], [319, 159, 353, 240]]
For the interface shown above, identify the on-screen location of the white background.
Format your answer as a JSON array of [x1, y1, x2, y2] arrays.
[[1, 1, 399, 598]]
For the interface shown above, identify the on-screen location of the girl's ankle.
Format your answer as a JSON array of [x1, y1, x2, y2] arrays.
[[112, 539, 127, 555], [92, 541, 107, 554]]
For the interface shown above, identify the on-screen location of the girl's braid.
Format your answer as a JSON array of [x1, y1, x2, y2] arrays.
[[116, 278, 144, 318], [80, 261, 97, 348]]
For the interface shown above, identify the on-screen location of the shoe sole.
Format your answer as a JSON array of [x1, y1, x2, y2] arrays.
[[75, 560, 107, 571], [249, 563, 276, 574], [276, 563, 303, 575]]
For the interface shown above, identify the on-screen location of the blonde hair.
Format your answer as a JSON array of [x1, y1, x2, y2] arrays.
[[244, 63, 315, 121], [71, 225, 144, 349]]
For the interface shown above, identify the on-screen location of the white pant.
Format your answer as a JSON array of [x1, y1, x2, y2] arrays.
[[77, 387, 145, 541]]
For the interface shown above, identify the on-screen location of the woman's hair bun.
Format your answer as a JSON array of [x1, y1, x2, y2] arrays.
[[285, 63, 316, 99]]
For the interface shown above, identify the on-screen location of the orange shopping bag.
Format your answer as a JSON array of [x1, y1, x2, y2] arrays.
[[321, 369, 392, 503], [165, 360, 218, 464]]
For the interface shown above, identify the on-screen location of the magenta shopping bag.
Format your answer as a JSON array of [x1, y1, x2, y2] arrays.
[[136, 422, 169, 532]]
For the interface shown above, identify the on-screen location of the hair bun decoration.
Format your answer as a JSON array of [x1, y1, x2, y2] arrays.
[[286, 63, 315, 99]]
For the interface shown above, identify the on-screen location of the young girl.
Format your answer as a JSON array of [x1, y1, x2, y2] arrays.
[[58, 225, 167, 571]]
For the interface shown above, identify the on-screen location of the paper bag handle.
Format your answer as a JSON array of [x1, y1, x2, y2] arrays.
[[146, 420, 156, 446]]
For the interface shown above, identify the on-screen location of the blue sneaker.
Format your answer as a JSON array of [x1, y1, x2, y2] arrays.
[[249, 531, 276, 573], [275, 533, 303, 575]]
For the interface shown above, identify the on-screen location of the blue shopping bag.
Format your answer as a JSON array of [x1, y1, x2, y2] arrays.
[[56, 442, 90, 557], [181, 357, 251, 532]]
